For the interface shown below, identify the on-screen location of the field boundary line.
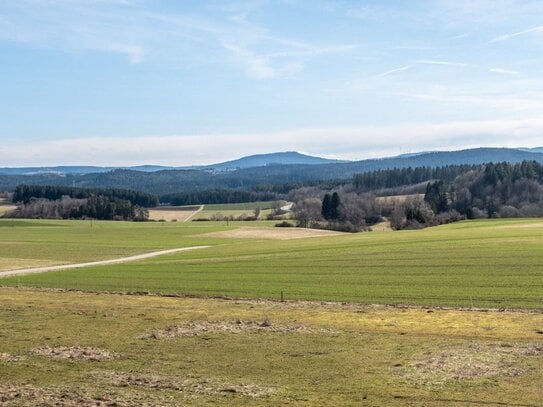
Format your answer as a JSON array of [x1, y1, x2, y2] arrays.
[[183, 205, 204, 222], [0, 246, 210, 278]]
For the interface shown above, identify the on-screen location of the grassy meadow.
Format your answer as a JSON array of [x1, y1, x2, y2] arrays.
[[1, 218, 542, 308], [0, 288, 541, 406]]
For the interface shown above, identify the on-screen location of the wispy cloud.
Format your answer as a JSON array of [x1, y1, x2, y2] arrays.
[[220, 41, 276, 79], [0, 1, 355, 78], [489, 25, 543, 42], [415, 59, 470, 67], [377, 65, 413, 77], [4, 119, 543, 166], [376, 59, 470, 78], [489, 68, 520, 75]]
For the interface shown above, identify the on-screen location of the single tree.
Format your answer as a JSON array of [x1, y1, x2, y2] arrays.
[[321, 194, 332, 220]]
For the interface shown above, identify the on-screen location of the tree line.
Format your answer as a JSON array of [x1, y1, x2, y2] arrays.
[[7, 185, 153, 221], [13, 184, 158, 207], [353, 165, 476, 191], [161, 189, 278, 206], [291, 161, 543, 232]]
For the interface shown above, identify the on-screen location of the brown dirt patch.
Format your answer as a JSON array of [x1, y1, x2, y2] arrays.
[[141, 319, 335, 339], [32, 346, 119, 361], [404, 342, 543, 386], [95, 371, 274, 398], [0, 353, 24, 362], [201, 226, 343, 240]]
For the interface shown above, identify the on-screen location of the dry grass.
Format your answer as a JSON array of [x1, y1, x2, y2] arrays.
[[0, 353, 24, 363], [148, 207, 200, 222], [32, 346, 119, 361], [1, 288, 542, 406], [404, 342, 543, 386], [200, 226, 343, 240], [370, 220, 392, 231], [0, 205, 16, 216], [140, 319, 336, 338], [0, 382, 171, 406], [93, 371, 275, 398]]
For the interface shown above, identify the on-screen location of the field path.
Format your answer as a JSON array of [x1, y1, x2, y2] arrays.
[[183, 205, 204, 222], [0, 246, 210, 278]]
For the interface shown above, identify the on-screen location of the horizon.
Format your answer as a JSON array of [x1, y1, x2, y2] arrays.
[[1, 145, 542, 169], [1, 1, 543, 165]]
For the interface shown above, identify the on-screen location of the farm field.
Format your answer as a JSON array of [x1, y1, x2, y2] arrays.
[[192, 201, 279, 220], [0, 288, 541, 406], [1, 218, 542, 309], [148, 201, 280, 221], [0, 204, 16, 216], [148, 205, 202, 222]]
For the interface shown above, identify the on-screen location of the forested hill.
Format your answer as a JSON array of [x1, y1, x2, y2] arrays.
[[1, 147, 542, 196], [0, 151, 342, 175]]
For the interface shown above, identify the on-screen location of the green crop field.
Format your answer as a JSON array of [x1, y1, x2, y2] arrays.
[[1, 218, 542, 309], [191, 201, 280, 220]]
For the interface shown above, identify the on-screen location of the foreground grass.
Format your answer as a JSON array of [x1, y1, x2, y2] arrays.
[[0, 288, 541, 406], [1, 218, 543, 308]]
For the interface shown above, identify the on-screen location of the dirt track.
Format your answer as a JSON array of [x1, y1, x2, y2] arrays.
[[0, 246, 209, 278]]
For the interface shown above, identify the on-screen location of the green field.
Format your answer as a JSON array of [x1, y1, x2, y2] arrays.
[[1, 218, 542, 308], [191, 201, 280, 220]]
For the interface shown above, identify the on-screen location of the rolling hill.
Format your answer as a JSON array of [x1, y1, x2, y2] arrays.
[[1, 147, 542, 196]]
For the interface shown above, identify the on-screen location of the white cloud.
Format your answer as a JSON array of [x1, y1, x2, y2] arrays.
[[4, 118, 543, 166]]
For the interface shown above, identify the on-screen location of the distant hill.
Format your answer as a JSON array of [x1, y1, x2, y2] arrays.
[[199, 151, 348, 171], [518, 147, 543, 154], [1, 147, 543, 196], [0, 152, 345, 175], [0, 165, 175, 176]]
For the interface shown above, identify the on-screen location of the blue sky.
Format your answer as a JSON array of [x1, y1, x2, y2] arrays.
[[1, 0, 542, 166]]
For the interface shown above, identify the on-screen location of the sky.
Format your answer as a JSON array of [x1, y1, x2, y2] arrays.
[[1, 0, 543, 166]]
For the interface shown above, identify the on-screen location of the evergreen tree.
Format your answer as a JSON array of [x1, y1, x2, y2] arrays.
[[330, 192, 341, 220], [321, 193, 332, 220]]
